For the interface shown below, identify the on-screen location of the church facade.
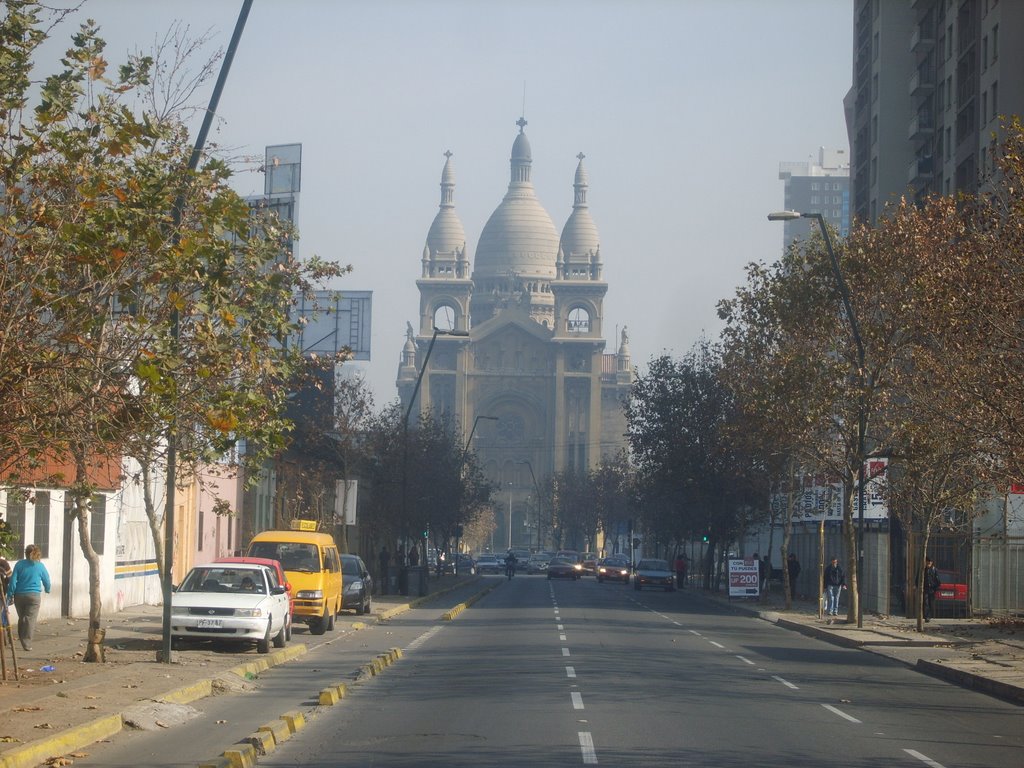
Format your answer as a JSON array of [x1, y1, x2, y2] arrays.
[[396, 119, 633, 552]]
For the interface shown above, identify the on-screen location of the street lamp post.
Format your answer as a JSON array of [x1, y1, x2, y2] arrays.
[[769, 210, 867, 628], [518, 460, 541, 550], [402, 327, 469, 595], [456, 415, 497, 574], [507, 482, 513, 551]]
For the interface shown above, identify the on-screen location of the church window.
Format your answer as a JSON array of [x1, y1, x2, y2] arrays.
[[567, 307, 590, 333]]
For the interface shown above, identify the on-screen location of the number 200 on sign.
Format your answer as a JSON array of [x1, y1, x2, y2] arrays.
[[734, 573, 758, 585]]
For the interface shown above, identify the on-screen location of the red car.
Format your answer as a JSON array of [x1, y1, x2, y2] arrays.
[[935, 570, 969, 617], [214, 556, 295, 637]]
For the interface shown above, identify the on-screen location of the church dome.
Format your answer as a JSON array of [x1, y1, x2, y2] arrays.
[[425, 151, 466, 258], [473, 118, 559, 280], [559, 154, 600, 260]]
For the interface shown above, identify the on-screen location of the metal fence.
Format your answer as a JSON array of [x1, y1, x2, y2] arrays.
[[972, 538, 1024, 614]]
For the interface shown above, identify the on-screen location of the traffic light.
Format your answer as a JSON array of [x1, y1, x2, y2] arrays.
[[702, 534, 709, 542]]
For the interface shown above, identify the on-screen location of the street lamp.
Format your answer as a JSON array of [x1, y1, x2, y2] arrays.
[[454, 415, 497, 574], [507, 481, 514, 551], [462, 415, 499, 464], [402, 327, 469, 595], [518, 460, 541, 550], [768, 210, 867, 628]]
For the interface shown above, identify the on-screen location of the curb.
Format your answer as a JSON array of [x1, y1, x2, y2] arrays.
[[916, 658, 1024, 706]]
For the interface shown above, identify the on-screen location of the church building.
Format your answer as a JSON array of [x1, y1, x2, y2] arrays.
[[396, 118, 633, 552]]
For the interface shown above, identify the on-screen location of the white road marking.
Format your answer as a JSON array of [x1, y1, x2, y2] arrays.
[[709, 641, 725, 649], [579, 732, 598, 764], [672, 621, 682, 626], [821, 703, 861, 723], [903, 749, 946, 768], [689, 630, 702, 636], [772, 675, 799, 690], [404, 625, 442, 651], [557, 624, 564, 630], [560, 634, 567, 641], [736, 655, 755, 665], [572, 692, 584, 710], [566, 666, 576, 678], [562, 647, 570, 657]]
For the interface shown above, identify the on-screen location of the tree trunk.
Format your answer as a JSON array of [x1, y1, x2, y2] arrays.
[[843, 472, 859, 622], [141, 459, 167, 583], [916, 528, 931, 633], [73, 458, 105, 663], [782, 460, 796, 610]]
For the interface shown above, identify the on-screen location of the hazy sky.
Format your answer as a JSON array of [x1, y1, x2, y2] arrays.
[[41, 0, 852, 405]]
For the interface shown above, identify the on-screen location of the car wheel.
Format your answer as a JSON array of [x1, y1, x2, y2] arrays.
[[257, 621, 271, 654], [310, 611, 327, 635], [327, 606, 337, 632], [273, 617, 286, 648], [285, 615, 292, 641]]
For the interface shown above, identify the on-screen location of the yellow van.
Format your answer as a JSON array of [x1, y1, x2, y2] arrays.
[[247, 522, 343, 635]]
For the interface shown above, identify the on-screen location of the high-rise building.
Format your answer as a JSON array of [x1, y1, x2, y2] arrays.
[[847, 0, 1024, 225], [777, 148, 851, 251], [396, 119, 633, 551]]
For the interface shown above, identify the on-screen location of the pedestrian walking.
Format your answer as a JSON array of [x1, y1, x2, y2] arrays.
[[6, 544, 51, 652], [923, 557, 940, 622], [378, 546, 390, 595], [674, 553, 688, 588], [824, 556, 845, 617], [787, 553, 801, 600], [760, 554, 772, 593]]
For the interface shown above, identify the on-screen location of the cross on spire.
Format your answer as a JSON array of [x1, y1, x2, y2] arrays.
[[516, 116, 528, 133], [577, 152, 586, 162], [444, 149, 452, 160]]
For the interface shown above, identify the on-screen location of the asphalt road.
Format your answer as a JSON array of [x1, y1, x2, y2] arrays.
[[72, 575, 1024, 767]]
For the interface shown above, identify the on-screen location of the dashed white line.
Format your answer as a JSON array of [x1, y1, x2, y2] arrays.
[[562, 647, 571, 657], [566, 666, 576, 678], [672, 621, 682, 626], [559, 634, 567, 641], [571, 692, 584, 710], [903, 749, 946, 768], [404, 625, 442, 651], [772, 675, 799, 690], [709, 641, 725, 649], [821, 703, 861, 723], [736, 655, 755, 665], [689, 630, 702, 637], [557, 624, 564, 630], [578, 732, 598, 764]]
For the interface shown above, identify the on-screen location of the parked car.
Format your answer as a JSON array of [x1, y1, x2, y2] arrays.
[[634, 559, 675, 591], [935, 570, 969, 617], [547, 557, 583, 580], [596, 556, 630, 584], [581, 552, 599, 574], [475, 554, 502, 575], [213, 556, 293, 639], [454, 553, 476, 574], [171, 563, 289, 653], [341, 554, 373, 615]]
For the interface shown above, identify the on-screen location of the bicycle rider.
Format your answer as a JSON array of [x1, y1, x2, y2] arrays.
[[504, 549, 517, 579]]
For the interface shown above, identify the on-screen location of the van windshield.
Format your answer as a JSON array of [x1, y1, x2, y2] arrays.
[[249, 542, 321, 573]]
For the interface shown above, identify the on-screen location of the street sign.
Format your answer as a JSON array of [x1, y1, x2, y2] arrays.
[[728, 558, 760, 598]]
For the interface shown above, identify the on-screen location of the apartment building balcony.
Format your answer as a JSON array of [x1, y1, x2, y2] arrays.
[[907, 155, 934, 185], [910, 26, 935, 53], [909, 70, 935, 96], [908, 113, 935, 140]]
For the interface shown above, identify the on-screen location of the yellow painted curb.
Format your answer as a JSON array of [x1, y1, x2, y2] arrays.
[[319, 687, 339, 705], [227, 643, 307, 680], [0, 714, 123, 768], [197, 758, 233, 768], [160, 678, 214, 705], [336, 682, 348, 699], [257, 719, 291, 746], [281, 711, 305, 734], [376, 653, 392, 668], [390, 646, 403, 660], [223, 742, 258, 768]]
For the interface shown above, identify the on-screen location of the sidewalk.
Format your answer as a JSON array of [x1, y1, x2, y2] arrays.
[[0, 574, 477, 768], [698, 586, 1024, 706]]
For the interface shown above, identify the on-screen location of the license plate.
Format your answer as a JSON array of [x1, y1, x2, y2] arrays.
[[197, 618, 223, 628], [939, 591, 954, 598]]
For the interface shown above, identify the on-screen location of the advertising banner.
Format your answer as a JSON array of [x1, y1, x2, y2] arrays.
[[770, 458, 889, 523], [728, 558, 760, 598]]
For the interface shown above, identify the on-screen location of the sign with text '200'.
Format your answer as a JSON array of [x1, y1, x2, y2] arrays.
[[728, 559, 760, 598]]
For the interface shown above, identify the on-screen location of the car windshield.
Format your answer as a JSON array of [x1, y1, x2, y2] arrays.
[[638, 560, 669, 571], [550, 558, 571, 565], [180, 567, 267, 594], [250, 542, 321, 572], [342, 558, 362, 576]]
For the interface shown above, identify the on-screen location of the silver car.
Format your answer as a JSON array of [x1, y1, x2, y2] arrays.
[[634, 559, 675, 592]]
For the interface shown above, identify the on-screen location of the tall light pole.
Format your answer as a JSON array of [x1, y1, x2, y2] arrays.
[[402, 327, 469, 594], [518, 460, 541, 551], [769, 210, 867, 628], [455, 415, 496, 573], [507, 481, 514, 551]]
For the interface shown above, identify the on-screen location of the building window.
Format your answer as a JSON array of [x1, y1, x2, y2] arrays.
[[197, 504, 204, 552], [872, 115, 878, 144], [33, 491, 50, 558], [811, 182, 820, 191], [947, 24, 953, 59], [982, 35, 988, 71], [982, 91, 988, 125], [992, 80, 998, 120], [90, 493, 106, 555], [5, 490, 27, 556], [811, 195, 820, 204], [992, 24, 998, 61], [872, 73, 878, 103], [946, 127, 952, 160], [947, 77, 953, 109]]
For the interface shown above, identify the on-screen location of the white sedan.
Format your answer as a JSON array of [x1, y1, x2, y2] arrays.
[[171, 563, 290, 653]]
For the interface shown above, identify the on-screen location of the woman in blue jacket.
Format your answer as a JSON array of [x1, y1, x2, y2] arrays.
[[7, 544, 51, 651]]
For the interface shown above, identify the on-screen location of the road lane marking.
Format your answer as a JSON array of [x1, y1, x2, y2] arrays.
[[772, 675, 799, 690], [558, 624, 564, 630], [689, 630, 702, 636], [562, 648, 570, 656], [709, 641, 725, 649], [566, 666, 576, 678], [579, 732, 598, 764], [903, 749, 946, 768], [672, 621, 682, 626], [736, 655, 755, 665], [560, 634, 567, 641], [572, 692, 584, 710], [821, 704, 860, 723], [404, 625, 442, 651]]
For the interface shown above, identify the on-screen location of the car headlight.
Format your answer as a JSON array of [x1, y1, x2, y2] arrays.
[[573, 564, 583, 571], [619, 569, 628, 576], [171, 606, 189, 616], [347, 580, 363, 591], [296, 590, 324, 599], [233, 608, 264, 617]]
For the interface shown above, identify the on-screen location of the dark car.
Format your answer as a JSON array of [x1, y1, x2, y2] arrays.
[[596, 556, 630, 584], [634, 558, 675, 591], [935, 569, 969, 617], [454, 553, 475, 575], [547, 557, 583, 580], [340, 554, 373, 615], [475, 554, 502, 575]]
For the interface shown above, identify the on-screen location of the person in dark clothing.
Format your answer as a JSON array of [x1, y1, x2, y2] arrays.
[[923, 557, 941, 622], [408, 546, 419, 566], [674, 554, 688, 588], [824, 556, 845, 617], [760, 554, 772, 593], [787, 553, 801, 600]]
